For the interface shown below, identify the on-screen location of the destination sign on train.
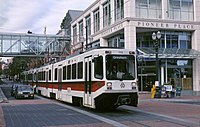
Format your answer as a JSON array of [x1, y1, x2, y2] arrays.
[[112, 56, 129, 60]]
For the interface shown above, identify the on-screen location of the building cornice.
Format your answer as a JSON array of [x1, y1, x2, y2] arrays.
[[127, 17, 200, 25]]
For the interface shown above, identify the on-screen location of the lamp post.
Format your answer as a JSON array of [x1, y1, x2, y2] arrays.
[[152, 31, 161, 86]]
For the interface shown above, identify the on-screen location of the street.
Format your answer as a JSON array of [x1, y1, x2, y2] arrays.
[[0, 81, 200, 127]]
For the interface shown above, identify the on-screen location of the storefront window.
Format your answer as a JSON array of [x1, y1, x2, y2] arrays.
[[137, 30, 193, 91], [166, 59, 192, 90], [137, 31, 192, 49]]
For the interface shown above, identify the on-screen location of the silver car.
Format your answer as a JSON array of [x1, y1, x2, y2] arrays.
[[15, 85, 34, 99]]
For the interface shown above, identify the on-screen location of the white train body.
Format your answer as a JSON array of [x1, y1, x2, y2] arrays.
[[22, 48, 139, 109]]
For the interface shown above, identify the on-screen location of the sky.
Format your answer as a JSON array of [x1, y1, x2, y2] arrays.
[[0, 0, 94, 34]]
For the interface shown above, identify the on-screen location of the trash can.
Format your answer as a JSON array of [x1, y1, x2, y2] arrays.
[[171, 88, 176, 98], [154, 86, 162, 98], [161, 86, 167, 98]]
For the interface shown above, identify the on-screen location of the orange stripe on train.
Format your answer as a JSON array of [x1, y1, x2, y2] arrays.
[[37, 81, 105, 92]]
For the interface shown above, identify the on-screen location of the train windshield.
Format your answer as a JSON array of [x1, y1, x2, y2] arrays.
[[106, 55, 135, 80]]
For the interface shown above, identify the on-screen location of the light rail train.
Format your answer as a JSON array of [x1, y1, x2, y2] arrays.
[[22, 48, 138, 109]]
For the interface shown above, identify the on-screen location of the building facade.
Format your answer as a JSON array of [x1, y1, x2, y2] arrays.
[[70, 0, 200, 93]]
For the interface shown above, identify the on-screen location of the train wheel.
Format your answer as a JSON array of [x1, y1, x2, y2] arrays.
[[129, 94, 138, 107]]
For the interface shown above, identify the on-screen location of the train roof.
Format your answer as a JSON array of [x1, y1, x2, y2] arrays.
[[25, 47, 135, 72], [66, 47, 135, 59]]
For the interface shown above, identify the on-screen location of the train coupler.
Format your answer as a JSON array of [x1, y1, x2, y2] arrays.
[[115, 95, 131, 106]]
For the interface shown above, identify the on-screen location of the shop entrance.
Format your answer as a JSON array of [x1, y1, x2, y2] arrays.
[[138, 74, 156, 91], [166, 66, 193, 90], [138, 59, 193, 91]]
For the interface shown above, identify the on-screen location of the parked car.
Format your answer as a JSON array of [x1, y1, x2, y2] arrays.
[[15, 85, 34, 99], [11, 84, 18, 96]]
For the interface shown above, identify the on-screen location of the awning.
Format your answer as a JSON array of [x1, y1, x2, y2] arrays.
[[137, 48, 200, 59]]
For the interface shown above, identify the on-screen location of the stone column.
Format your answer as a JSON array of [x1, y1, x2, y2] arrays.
[[124, 0, 134, 18], [192, 29, 200, 92], [124, 21, 136, 50]]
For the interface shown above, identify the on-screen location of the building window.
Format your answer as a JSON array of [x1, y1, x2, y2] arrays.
[[87, 40, 100, 49], [103, 1, 111, 27], [136, 0, 162, 19], [168, 0, 193, 21], [73, 25, 77, 45], [86, 15, 91, 36], [108, 34, 124, 48], [86, 15, 91, 43], [93, 9, 100, 33], [114, 0, 124, 21], [79, 21, 84, 42]]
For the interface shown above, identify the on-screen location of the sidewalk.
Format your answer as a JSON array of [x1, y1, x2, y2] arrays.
[[0, 87, 8, 103], [139, 91, 200, 101]]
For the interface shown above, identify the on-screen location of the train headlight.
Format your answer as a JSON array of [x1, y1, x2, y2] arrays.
[[129, 51, 135, 54], [107, 82, 112, 90], [131, 82, 137, 90]]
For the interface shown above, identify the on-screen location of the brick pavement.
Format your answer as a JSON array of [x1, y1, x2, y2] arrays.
[[1, 89, 200, 127], [138, 93, 200, 125], [0, 104, 5, 127]]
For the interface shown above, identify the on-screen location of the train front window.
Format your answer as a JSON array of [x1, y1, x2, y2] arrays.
[[94, 56, 103, 79], [106, 55, 135, 80]]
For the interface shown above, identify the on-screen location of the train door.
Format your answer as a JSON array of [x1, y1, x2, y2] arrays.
[[45, 71, 48, 96], [57, 68, 62, 100], [34, 72, 38, 93], [84, 56, 92, 106]]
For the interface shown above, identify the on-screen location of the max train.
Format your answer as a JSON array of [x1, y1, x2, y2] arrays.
[[22, 48, 138, 109]]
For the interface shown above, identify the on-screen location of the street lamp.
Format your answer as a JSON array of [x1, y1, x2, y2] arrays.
[[152, 31, 161, 86]]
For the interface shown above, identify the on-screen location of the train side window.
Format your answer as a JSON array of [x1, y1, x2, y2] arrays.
[[54, 68, 58, 80], [94, 56, 103, 79], [63, 66, 66, 80], [49, 70, 51, 80], [72, 64, 76, 79], [38, 72, 41, 80], [40, 72, 42, 81], [67, 65, 71, 80], [78, 62, 83, 79], [43, 71, 45, 81], [41, 71, 43, 80]]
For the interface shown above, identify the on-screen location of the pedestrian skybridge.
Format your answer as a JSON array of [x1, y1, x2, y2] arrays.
[[137, 47, 200, 59], [0, 32, 70, 58]]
